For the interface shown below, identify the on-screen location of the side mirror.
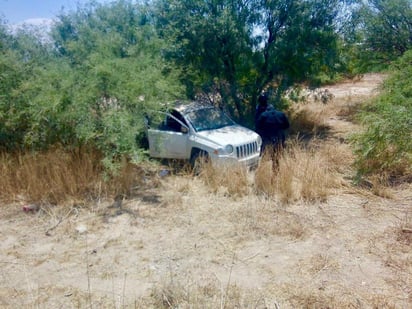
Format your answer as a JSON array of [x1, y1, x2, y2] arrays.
[[181, 126, 189, 134]]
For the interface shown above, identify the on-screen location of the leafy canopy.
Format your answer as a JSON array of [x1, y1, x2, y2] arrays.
[[353, 0, 412, 70], [153, 0, 349, 124]]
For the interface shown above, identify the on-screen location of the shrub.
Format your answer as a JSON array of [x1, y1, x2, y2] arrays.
[[352, 51, 412, 180]]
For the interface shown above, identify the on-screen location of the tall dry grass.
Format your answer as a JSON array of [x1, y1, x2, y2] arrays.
[[193, 137, 349, 204], [255, 139, 347, 203], [198, 162, 250, 198], [0, 103, 354, 207], [0, 147, 146, 204], [287, 102, 331, 137]]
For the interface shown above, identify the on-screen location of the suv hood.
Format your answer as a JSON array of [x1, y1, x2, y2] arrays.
[[196, 125, 258, 146]]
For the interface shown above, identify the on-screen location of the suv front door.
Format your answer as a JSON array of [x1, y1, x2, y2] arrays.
[[147, 112, 189, 159]]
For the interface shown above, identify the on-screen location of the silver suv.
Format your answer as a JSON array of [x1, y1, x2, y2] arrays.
[[146, 102, 262, 168]]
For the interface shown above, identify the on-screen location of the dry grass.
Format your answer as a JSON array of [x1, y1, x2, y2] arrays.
[[335, 101, 364, 121], [275, 282, 400, 309], [367, 174, 395, 198], [193, 136, 349, 205], [317, 141, 354, 174], [150, 273, 269, 309], [287, 102, 331, 137], [306, 253, 340, 275], [395, 212, 412, 246], [0, 146, 148, 205], [255, 139, 343, 203], [371, 215, 412, 306], [278, 283, 345, 308], [198, 161, 250, 198]]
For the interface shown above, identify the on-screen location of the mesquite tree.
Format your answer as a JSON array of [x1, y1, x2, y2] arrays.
[[153, 0, 348, 124]]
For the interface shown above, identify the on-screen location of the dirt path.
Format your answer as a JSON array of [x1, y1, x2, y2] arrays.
[[1, 74, 411, 308]]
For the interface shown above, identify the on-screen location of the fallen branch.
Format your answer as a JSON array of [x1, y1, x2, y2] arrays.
[[45, 208, 74, 236]]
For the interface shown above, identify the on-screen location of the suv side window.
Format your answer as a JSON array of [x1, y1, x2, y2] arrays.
[[166, 111, 188, 132]]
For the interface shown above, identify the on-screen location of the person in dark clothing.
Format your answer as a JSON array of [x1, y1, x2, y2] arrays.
[[255, 93, 290, 154]]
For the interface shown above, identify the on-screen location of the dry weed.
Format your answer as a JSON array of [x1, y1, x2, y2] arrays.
[[306, 253, 340, 275], [276, 281, 396, 308], [0, 285, 120, 309], [254, 159, 276, 196], [232, 198, 307, 240], [367, 174, 395, 198], [0, 147, 104, 204], [364, 216, 412, 305], [271, 210, 307, 239], [158, 187, 184, 209], [335, 101, 363, 120], [288, 103, 331, 137], [0, 147, 150, 205], [199, 161, 250, 198], [150, 273, 269, 309], [397, 212, 412, 246], [277, 282, 347, 308], [317, 141, 354, 175], [255, 140, 341, 203]]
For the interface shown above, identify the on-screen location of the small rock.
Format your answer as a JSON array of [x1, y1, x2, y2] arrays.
[[75, 224, 88, 234]]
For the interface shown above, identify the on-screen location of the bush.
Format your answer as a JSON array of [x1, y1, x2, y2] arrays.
[[0, 3, 185, 170], [352, 51, 412, 180]]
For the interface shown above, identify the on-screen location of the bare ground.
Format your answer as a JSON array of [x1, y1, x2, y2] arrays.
[[1, 74, 411, 308]]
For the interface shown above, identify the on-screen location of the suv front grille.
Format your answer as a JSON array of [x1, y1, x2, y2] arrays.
[[236, 142, 259, 158]]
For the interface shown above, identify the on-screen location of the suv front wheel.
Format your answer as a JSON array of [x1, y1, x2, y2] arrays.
[[190, 150, 209, 175]]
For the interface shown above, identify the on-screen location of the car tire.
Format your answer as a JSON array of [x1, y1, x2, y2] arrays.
[[190, 150, 209, 175]]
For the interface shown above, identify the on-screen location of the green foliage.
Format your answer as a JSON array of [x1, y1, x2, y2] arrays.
[[0, 1, 184, 171], [352, 50, 412, 178], [153, 0, 348, 125], [352, 0, 412, 71], [154, 0, 255, 122], [0, 23, 50, 150], [0, 49, 24, 149], [3, 0, 410, 176]]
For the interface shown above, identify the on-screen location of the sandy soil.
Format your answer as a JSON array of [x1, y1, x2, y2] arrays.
[[1, 74, 411, 308]]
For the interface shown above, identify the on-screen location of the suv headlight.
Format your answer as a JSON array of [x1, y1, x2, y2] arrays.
[[225, 144, 234, 154], [257, 135, 262, 146]]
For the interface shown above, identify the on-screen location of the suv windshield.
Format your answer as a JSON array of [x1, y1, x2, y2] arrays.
[[185, 107, 235, 132]]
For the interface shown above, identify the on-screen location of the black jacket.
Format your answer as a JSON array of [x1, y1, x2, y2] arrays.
[[255, 105, 289, 139]]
